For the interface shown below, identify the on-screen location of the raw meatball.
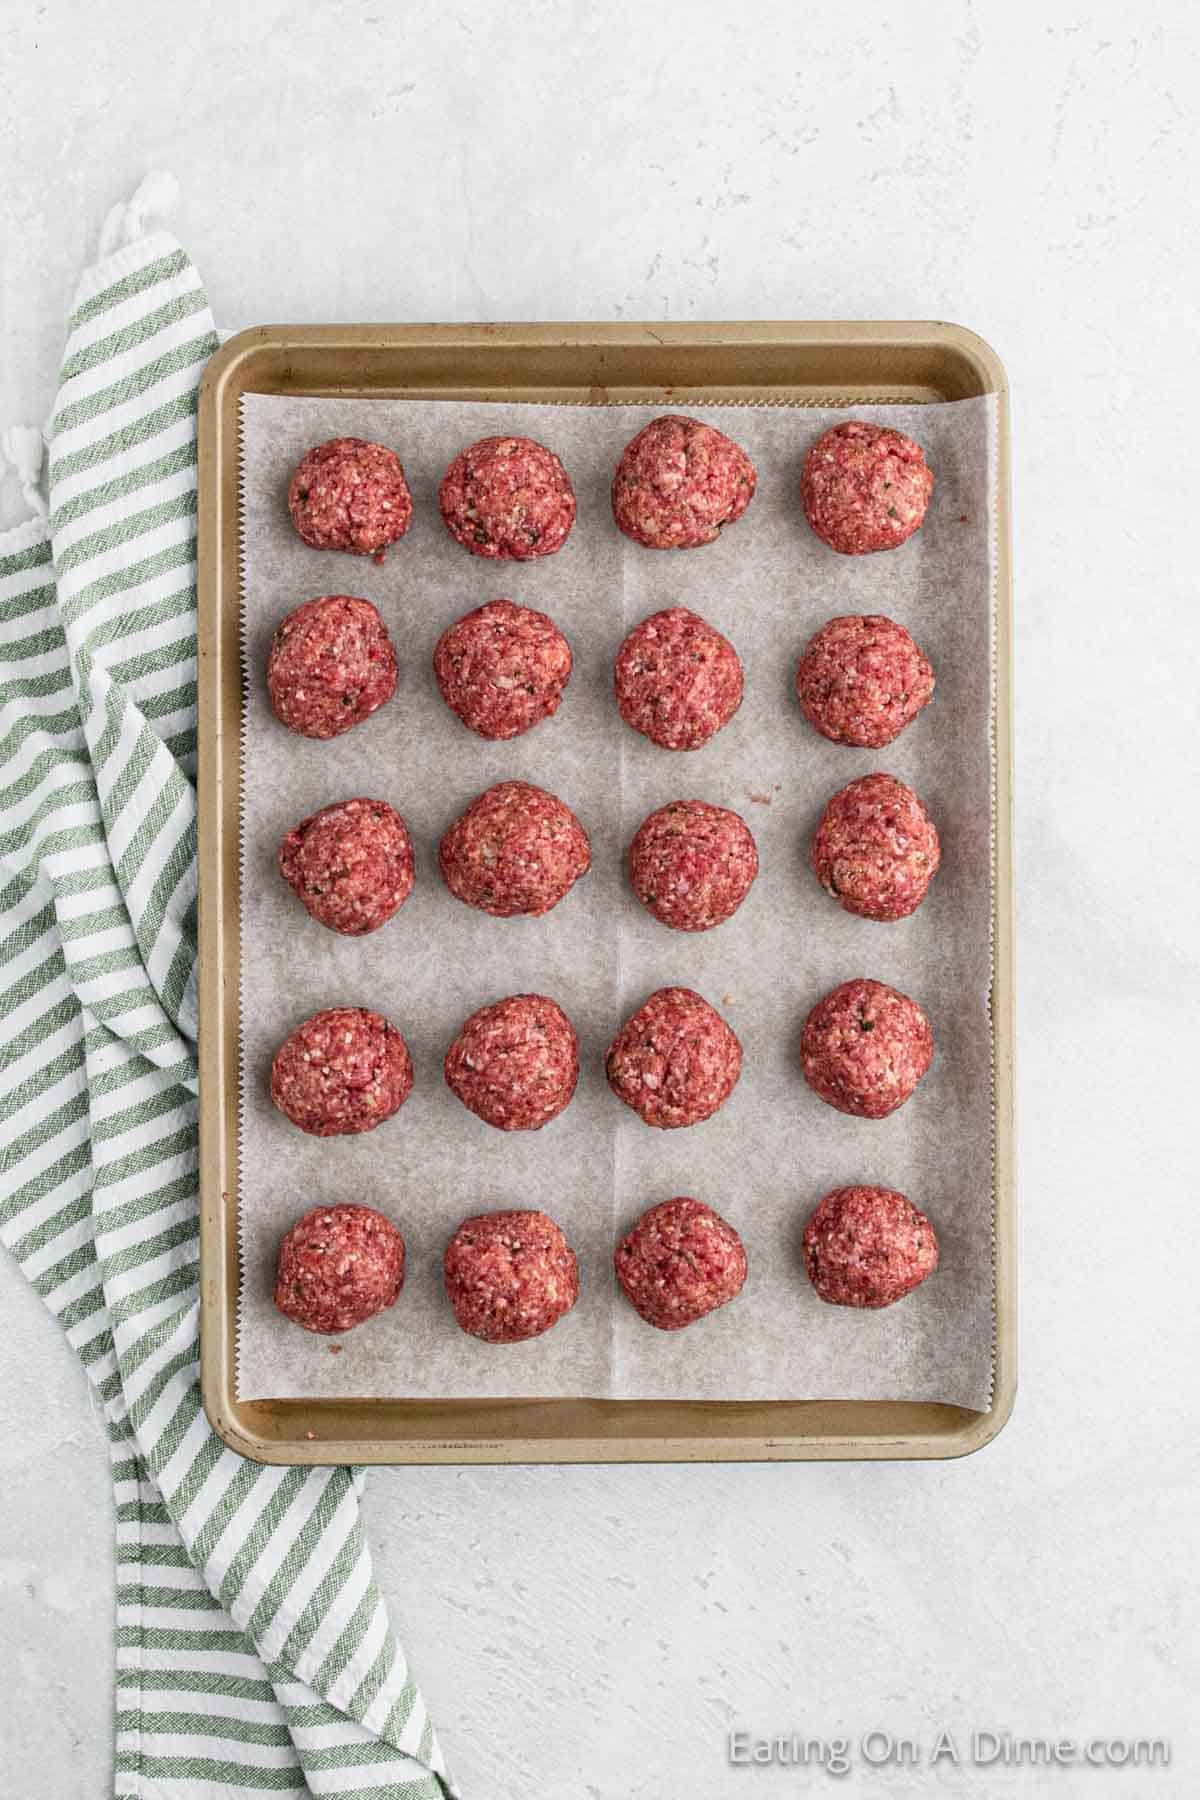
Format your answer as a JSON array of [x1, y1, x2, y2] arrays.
[[267, 595, 397, 740], [611, 414, 757, 549], [614, 606, 744, 750], [444, 994, 579, 1131], [800, 978, 933, 1119], [443, 1210, 579, 1343], [606, 986, 742, 1129], [803, 1185, 939, 1308], [812, 772, 941, 921], [287, 437, 412, 560], [439, 435, 576, 560], [796, 614, 935, 748], [278, 798, 414, 935], [628, 799, 758, 932], [433, 599, 572, 740], [270, 1007, 413, 1136], [274, 1204, 405, 1334], [438, 780, 591, 917], [800, 421, 934, 554], [615, 1197, 747, 1330]]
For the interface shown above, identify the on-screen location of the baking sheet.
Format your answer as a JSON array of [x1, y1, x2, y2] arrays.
[[235, 393, 997, 1409]]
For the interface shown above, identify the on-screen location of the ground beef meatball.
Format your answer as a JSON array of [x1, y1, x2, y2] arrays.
[[443, 1210, 579, 1343], [800, 421, 934, 554], [444, 994, 578, 1131], [606, 986, 742, 1129], [800, 978, 933, 1119], [439, 435, 576, 560], [811, 772, 941, 921], [270, 1007, 413, 1136], [287, 437, 413, 560], [438, 781, 591, 917], [628, 799, 758, 932], [274, 1204, 405, 1334], [803, 1185, 939, 1308], [433, 599, 572, 740], [615, 1197, 747, 1330], [278, 798, 414, 935], [267, 595, 397, 740], [614, 607, 744, 751], [611, 415, 757, 549], [796, 614, 935, 748]]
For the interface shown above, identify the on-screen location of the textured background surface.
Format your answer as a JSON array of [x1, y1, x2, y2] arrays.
[[2, 2, 1198, 1796]]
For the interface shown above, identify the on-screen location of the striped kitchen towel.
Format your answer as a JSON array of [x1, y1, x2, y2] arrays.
[[0, 175, 454, 1800]]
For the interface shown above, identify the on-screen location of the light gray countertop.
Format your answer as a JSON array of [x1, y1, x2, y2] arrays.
[[3, 3, 1198, 1795]]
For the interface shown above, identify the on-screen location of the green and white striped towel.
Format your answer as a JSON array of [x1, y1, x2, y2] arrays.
[[0, 175, 454, 1800]]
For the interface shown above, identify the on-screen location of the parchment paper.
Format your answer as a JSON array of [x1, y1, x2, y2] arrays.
[[235, 392, 997, 1409]]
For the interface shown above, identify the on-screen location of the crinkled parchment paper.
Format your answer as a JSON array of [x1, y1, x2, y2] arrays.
[[235, 392, 997, 1409]]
